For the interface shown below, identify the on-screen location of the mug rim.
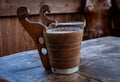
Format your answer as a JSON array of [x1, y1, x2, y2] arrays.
[[46, 27, 83, 34]]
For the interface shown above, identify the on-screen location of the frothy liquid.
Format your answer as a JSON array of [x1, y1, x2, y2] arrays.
[[47, 31, 75, 34], [47, 27, 82, 34]]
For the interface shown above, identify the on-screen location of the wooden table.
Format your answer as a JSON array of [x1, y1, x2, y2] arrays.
[[0, 36, 120, 82]]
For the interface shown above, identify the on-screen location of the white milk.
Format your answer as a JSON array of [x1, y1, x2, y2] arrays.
[[47, 27, 82, 34], [47, 31, 75, 34]]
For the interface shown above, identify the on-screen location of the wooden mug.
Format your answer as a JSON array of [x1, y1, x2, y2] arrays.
[[17, 5, 84, 74], [44, 27, 83, 74]]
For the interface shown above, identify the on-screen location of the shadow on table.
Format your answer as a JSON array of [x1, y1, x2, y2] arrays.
[[0, 76, 9, 82]]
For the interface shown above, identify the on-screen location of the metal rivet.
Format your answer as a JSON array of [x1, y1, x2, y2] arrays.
[[39, 37, 44, 44], [41, 48, 47, 55]]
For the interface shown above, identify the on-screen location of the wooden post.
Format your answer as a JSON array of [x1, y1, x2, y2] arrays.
[[111, 0, 120, 36], [84, 0, 113, 40]]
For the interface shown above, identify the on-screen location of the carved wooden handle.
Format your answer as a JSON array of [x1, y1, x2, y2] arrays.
[[17, 6, 52, 70], [39, 5, 56, 26]]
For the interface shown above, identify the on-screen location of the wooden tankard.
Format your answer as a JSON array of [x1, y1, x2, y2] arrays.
[[17, 5, 84, 74]]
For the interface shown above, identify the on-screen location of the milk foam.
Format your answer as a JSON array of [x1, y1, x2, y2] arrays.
[[47, 31, 75, 34], [47, 27, 82, 34]]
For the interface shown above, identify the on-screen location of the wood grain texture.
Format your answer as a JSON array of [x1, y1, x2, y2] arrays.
[[44, 28, 83, 69], [0, 36, 119, 82], [0, 16, 37, 57], [17, 6, 52, 69], [0, 0, 84, 16]]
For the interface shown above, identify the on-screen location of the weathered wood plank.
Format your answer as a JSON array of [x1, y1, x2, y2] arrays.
[[0, 0, 84, 16], [0, 36, 120, 82], [0, 16, 37, 56]]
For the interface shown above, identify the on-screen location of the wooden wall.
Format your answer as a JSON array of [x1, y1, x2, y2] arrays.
[[0, 0, 85, 16], [0, 16, 36, 57], [1, 0, 119, 56], [0, 0, 85, 56], [0, 14, 84, 57]]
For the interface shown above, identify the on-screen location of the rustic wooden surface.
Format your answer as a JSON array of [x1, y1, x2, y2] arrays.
[[0, 0, 85, 16], [0, 36, 120, 82], [0, 16, 37, 57]]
